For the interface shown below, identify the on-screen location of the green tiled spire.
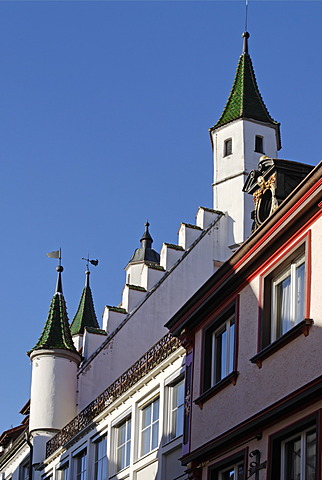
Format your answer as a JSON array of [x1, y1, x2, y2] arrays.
[[29, 266, 77, 354], [70, 271, 100, 335], [211, 32, 280, 144]]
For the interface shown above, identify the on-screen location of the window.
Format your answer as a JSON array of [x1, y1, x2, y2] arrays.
[[209, 451, 246, 480], [261, 245, 307, 349], [255, 135, 264, 153], [94, 435, 107, 480], [218, 463, 244, 480], [281, 427, 316, 480], [269, 417, 318, 480], [203, 305, 236, 393], [20, 459, 30, 480], [58, 463, 69, 480], [116, 417, 131, 471], [224, 138, 232, 156], [141, 397, 159, 456], [211, 314, 235, 385], [169, 379, 184, 440], [74, 450, 87, 480], [271, 254, 305, 342]]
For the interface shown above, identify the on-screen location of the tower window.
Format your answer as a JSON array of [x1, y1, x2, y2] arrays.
[[255, 135, 264, 153], [224, 139, 232, 156]]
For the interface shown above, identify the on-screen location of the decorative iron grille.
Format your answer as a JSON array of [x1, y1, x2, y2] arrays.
[[46, 333, 180, 457]]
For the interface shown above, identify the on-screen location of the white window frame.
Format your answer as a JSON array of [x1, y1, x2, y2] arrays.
[[73, 448, 87, 480], [271, 253, 305, 342], [211, 313, 235, 386], [92, 433, 108, 480], [168, 377, 184, 441], [42, 473, 53, 480], [280, 426, 317, 480], [218, 462, 244, 479], [57, 461, 70, 480], [115, 416, 131, 472], [139, 395, 160, 457]]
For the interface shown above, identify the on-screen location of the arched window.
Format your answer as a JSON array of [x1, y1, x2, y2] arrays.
[[224, 138, 232, 156]]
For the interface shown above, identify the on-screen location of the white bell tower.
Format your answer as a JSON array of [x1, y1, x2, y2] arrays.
[[210, 32, 281, 246]]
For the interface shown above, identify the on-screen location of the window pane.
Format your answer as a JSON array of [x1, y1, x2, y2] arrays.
[[141, 398, 159, 455], [59, 464, 69, 480], [229, 321, 235, 373], [94, 436, 107, 480], [285, 436, 301, 480], [142, 404, 151, 428], [170, 381, 184, 439], [219, 464, 244, 480], [225, 139, 232, 156], [255, 135, 263, 153], [295, 262, 305, 324], [152, 399, 159, 422], [141, 426, 151, 455], [152, 422, 159, 450], [306, 430, 317, 480], [117, 418, 131, 471], [215, 327, 226, 382], [222, 468, 235, 479], [211, 313, 236, 387], [276, 274, 291, 337]]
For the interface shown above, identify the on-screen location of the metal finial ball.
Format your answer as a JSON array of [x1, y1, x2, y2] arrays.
[[85, 270, 90, 275], [242, 31, 250, 39], [56, 265, 64, 273]]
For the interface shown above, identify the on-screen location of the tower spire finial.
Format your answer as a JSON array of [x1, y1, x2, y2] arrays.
[[242, 31, 250, 54], [55, 265, 64, 294]]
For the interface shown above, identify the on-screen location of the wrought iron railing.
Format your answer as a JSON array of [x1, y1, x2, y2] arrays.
[[46, 333, 180, 457]]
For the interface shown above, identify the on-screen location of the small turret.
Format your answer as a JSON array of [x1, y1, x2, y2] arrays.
[[127, 221, 160, 265], [70, 268, 106, 356], [28, 266, 81, 465], [70, 270, 100, 335]]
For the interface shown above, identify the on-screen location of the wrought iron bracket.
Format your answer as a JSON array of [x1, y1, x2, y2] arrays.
[[248, 450, 267, 480]]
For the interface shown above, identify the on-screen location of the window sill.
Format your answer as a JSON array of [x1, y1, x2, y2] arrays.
[[250, 318, 314, 368], [194, 371, 239, 409]]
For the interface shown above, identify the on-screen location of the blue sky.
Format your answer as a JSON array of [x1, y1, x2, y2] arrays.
[[0, 0, 321, 433]]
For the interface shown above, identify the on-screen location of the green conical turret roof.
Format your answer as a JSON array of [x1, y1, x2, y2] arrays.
[[70, 271, 100, 335], [29, 266, 77, 354], [211, 32, 281, 146]]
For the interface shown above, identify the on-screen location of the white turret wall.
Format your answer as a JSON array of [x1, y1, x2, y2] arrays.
[[29, 350, 79, 434]]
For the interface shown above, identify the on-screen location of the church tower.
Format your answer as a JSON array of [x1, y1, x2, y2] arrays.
[[28, 266, 81, 464], [210, 32, 281, 246]]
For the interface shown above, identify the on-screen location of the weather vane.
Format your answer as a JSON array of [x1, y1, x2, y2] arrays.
[[46, 248, 62, 266], [82, 256, 99, 271]]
